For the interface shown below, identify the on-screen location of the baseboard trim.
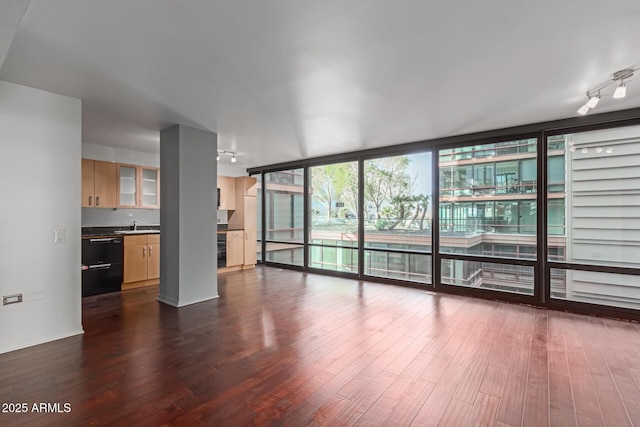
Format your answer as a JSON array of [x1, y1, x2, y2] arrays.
[[0, 329, 84, 355]]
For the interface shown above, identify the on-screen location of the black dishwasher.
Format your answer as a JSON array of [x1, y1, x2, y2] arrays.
[[81, 237, 123, 296]]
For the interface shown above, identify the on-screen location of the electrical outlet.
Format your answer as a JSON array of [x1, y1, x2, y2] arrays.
[[3, 294, 23, 305]]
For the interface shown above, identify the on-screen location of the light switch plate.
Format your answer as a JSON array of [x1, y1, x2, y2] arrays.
[[54, 229, 66, 243]]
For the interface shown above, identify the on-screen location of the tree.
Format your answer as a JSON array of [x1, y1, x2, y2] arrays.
[[407, 194, 431, 230], [311, 166, 336, 219], [365, 156, 411, 220], [417, 194, 431, 230], [311, 162, 358, 220], [311, 156, 430, 232]]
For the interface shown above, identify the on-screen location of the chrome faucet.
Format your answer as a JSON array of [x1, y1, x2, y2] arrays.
[[133, 220, 138, 231]]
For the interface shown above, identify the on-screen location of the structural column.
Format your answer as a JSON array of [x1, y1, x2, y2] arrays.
[[158, 125, 218, 307]]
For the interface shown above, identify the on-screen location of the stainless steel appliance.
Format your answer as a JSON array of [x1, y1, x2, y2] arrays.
[[81, 237, 123, 296]]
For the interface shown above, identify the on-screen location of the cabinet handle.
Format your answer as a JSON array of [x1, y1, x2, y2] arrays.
[[149, 246, 152, 257], [89, 195, 93, 206], [143, 246, 146, 257], [96, 196, 100, 206]]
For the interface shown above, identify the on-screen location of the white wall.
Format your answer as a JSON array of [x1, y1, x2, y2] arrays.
[[82, 142, 160, 167], [0, 80, 83, 354], [83, 141, 246, 176], [217, 162, 247, 177]]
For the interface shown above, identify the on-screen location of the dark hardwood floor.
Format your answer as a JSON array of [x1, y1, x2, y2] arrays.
[[2, 266, 640, 426]]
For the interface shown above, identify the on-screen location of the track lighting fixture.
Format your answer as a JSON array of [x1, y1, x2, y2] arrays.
[[586, 92, 600, 108], [613, 80, 627, 99], [577, 66, 637, 115], [217, 150, 238, 162], [577, 104, 590, 115]]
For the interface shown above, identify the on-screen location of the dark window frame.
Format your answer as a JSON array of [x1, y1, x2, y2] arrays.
[[248, 108, 640, 320]]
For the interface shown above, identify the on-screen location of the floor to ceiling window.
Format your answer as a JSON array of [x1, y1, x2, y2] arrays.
[[439, 138, 538, 296], [309, 161, 359, 273], [363, 152, 432, 284], [547, 125, 640, 310], [249, 110, 640, 319], [263, 169, 304, 266]]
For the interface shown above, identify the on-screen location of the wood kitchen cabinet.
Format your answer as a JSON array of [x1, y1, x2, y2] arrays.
[[217, 175, 236, 210], [117, 164, 139, 208], [228, 176, 258, 267], [243, 196, 257, 266], [81, 159, 117, 208], [226, 230, 244, 267], [236, 175, 257, 197], [117, 164, 160, 209], [147, 234, 160, 280], [140, 167, 160, 208], [123, 234, 160, 289]]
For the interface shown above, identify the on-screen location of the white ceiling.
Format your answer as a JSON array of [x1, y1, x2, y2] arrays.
[[1, 1, 640, 169]]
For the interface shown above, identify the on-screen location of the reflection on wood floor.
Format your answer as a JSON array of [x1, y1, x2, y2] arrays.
[[1, 265, 640, 426]]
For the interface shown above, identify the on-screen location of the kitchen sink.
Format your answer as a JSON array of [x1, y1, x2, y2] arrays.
[[114, 229, 160, 234]]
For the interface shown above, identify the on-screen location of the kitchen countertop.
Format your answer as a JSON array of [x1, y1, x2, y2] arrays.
[[218, 228, 243, 232], [82, 226, 160, 238]]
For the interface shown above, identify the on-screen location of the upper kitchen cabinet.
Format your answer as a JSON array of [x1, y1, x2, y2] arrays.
[[237, 176, 257, 196], [117, 164, 138, 208], [117, 164, 160, 209], [82, 159, 117, 208], [217, 175, 236, 210], [140, 167, 160, 208]]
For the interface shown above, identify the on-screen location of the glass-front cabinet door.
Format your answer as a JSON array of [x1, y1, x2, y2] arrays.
[[118, 165, 138, 208], [117, 165, 160, 209], [140, 167, 160, 208]]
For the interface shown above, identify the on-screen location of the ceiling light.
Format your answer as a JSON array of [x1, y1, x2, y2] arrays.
[[577, 104, 590, 115], [595, 147, 603, 153], [613, 81, 626, 98], [578, 66, 637, 115], [217, 150, 238, 162], [586, 93, 600, 108]]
